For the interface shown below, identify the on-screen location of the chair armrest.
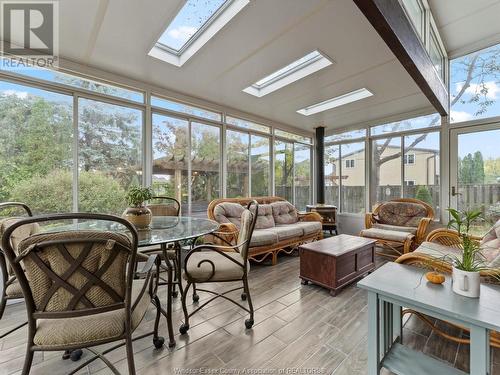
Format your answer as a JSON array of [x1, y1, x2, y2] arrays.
[[184, 243, 246, 282], [365, 213, 375, 229], [416, 217, 432, 244], [135, 254, 157, 277], [298, 212, 322, 222]]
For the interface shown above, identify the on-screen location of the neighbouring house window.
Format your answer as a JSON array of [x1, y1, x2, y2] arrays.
[[345, 159, 355, 168], [450, 42, 500, 123], [404, 154, 415, 165], [405, 180, 416, 186]]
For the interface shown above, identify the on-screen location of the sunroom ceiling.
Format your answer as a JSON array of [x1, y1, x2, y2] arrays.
[[55, 0, 433, 133], [428, 0, 500, 57]]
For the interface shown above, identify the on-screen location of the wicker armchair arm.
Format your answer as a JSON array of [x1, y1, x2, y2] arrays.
[[415, 217, 432, 244], [206, 223, 239, 246], [426, 228, 482, 247], [184, 243, 246, 282], [365, 213, 375, 229], [298, 212, 322, 222]]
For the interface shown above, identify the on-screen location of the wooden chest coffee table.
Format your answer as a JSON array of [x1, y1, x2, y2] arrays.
[[299, 234, 376, 296]]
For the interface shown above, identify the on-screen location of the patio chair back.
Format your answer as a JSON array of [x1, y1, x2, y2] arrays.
[[1, 213, 138, 320], [147, 196, 181, 217], [237, 201, 258, 261]]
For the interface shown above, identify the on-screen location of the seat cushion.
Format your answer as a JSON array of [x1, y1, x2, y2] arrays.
[[271, 201, 299, 225], [213, 202, 245, 228], [415, 241, 464, 259], [480, 238, 500, 268], [373, 223, 417, 235], [251, 204, 275, 229], [33, 278, 150, 348], [481, 219, 500, 245], [295, 221, 322, 235], [270, 224, 304, 241], [377, 201, 427, 227], [5, 280, 23, 298], [360, 228, 414, 242], [183, 251, 248, 282], [250, 229, 278, 247]]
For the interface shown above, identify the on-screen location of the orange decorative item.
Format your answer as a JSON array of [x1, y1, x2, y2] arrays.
[[425, 271, 446, 284]]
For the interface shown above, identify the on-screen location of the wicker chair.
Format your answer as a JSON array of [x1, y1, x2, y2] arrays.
[[1, 213, 165, 375], [396, 221, 500, 348], [143, 196, 182, 299], [360, 198, 434, 258], [0, 202, 36, 339], [179, 201, 258, 334]]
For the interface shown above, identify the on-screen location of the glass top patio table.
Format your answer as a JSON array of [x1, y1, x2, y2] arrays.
[[42, 216, 220, 247]]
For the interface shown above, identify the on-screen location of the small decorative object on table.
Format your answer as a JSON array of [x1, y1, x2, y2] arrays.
[[123, 186, 153, 230], [446, 208, 486, 298], [425, 271, 445, 284]]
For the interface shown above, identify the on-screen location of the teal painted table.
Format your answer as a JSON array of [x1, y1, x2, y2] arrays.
[[357, 262, 500, 375]]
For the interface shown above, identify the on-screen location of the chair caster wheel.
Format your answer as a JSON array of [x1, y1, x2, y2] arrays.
[[241, 293, 247, 301], [168, 340, 176, 348], [245, 319, 254, 329], [62, 350, 71, 360], [172, 290, 178, 298], [70, 349, 83, 362], [192, 294, 199, 303], [179, 323, 190, 335], [153, 336, 165, 349]]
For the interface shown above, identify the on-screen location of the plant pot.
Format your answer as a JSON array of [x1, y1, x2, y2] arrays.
[[122, 206, 152, 230], [452, 266, 480, 298]]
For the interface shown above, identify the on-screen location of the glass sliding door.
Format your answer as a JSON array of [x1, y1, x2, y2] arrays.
[[324, 144, 340, 207], [78, 98, 142, 214], [371, 137, 402, 207], [191, 122, 221, 215], [226, 130, 249, 198], [294, 143, 311, 210], [0, 81, 73, 214], [152, 113, 189, 214], [403, 132, 440, 217], [274, 140, 294, 201], [250, 135, 270, 197], [341, 142, 365, 213], [451, 126, 500, 235]]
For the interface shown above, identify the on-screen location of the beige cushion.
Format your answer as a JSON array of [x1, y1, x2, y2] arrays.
[[360, 228, 414, 242], [183, 251, 248, 282], [481, 219, 500, 245], [414, 241, 463, 259], [213, 203, 244, 228], [251, 204, 275, 229], [33, 278, 150, 348], [373, 223, 417, 235], [270, 225, 303, 241], [271, 201, 298, 225], [250, 229, 278, 247], [295, 221, 322, 235], [480, 238, 500, 268], [5, 280, 23, 298]]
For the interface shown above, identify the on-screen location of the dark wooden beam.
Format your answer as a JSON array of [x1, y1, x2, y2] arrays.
[[315, 127, 325, 204], [353, 0, 449, 116]]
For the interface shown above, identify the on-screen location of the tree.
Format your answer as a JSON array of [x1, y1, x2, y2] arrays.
[[459, 151, 485, 184], [415, 185, 433, 205]]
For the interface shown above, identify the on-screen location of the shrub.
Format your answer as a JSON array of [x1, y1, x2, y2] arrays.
[[10, 170, 126, 214], [415, 185, 433, 205]]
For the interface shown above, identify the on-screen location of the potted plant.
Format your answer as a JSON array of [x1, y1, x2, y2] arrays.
[[123, 186, 153, 230], [447, 208, 485, 298]]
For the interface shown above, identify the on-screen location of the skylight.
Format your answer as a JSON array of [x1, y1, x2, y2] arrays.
[[297, 88, 373, 116], [149, 0, 249, 67], [243, 50, 333, 97]]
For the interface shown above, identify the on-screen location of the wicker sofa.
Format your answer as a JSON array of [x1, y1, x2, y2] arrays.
[[207, 197, 323, 265]]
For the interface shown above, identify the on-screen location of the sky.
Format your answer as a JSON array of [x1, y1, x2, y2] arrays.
[[158, 0, 227, 51]]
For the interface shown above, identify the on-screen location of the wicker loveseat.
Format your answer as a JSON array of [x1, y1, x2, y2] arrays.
[[207, 197, 323, 265], [360, 198, 434, 258]]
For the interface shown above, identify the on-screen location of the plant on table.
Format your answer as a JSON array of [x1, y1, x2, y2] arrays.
[[123, 186, 154, 230]]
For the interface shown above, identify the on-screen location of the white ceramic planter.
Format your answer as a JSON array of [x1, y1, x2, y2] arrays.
[[452, 266, 480, 298]]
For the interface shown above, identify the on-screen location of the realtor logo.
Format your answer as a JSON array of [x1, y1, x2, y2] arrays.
[[1, 1, 59, 67]]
